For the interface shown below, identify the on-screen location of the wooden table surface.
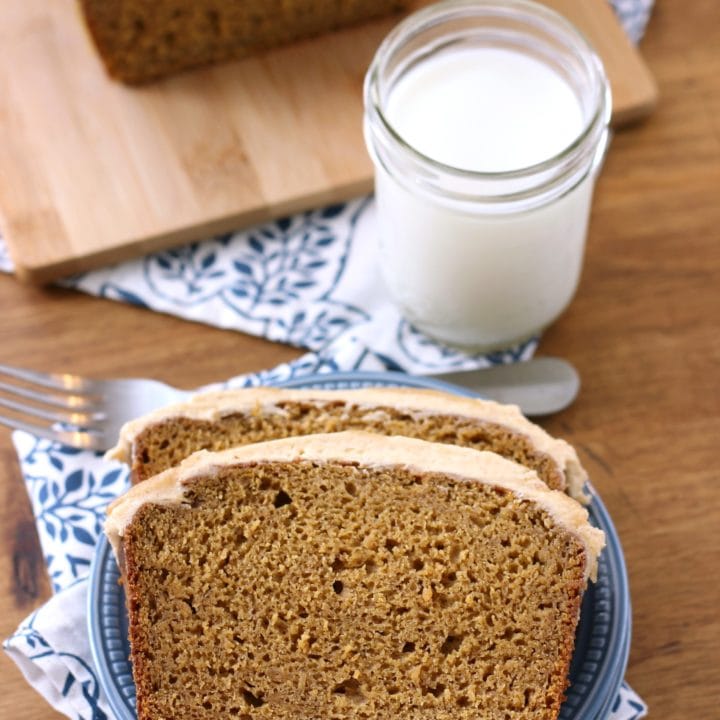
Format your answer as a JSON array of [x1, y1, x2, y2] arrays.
[[0, 1, 718, 718]]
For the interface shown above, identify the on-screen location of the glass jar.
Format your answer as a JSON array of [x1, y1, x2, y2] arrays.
[[363, 0, 611, 351]]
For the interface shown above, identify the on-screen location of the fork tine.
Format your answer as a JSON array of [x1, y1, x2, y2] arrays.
[[0, 363, 99, 393], [0, 395, 105, 428], [0, 412, 105, 450], [0, 379, 101, 411]]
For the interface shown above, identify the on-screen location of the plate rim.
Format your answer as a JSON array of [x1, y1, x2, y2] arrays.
[[88, 370, 631, 720]]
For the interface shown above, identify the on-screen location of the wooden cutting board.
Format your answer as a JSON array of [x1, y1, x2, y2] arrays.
[[0, 0, 657, 284]]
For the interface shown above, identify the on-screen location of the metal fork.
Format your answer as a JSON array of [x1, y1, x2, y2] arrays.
[[0, 364, 192, 451], [0, 357, 580, 450]]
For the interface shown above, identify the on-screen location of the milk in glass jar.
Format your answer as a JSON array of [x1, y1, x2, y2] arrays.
[[364, 0, 611, 350]]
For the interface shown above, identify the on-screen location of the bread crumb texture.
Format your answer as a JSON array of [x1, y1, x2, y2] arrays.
[[131, 402, 564, 492], [123, 460, 585, 720]]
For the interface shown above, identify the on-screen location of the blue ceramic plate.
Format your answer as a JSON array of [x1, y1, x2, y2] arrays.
[[88, 371, 631, 720]]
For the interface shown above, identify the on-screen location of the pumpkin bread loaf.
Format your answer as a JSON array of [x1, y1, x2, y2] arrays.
[[106, 387, 589, 501], [79, 0, 409, 84], [105, 431, 604, 720]]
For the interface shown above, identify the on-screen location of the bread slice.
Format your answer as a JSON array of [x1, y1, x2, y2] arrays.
[[106, 431, 604, 720], [79, 0, 409, 84], [106, 387, 589, 501]]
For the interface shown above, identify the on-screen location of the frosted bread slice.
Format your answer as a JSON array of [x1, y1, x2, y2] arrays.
[[106, 386, 589, 501], [106, 431, 604, 720]]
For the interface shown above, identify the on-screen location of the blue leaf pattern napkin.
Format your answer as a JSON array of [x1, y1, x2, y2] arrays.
[[1, 2, 653, 717], [55, 199, 539, 375]]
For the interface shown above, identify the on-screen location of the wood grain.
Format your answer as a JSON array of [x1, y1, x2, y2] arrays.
[[0, 1, 717, 718], [0, 0, 656, 284]]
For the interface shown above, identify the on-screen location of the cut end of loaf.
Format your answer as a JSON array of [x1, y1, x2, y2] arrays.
[[79, 0, 411, 84]]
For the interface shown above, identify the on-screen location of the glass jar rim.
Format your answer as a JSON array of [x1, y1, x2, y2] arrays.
[[364, 0, 611, 182]]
